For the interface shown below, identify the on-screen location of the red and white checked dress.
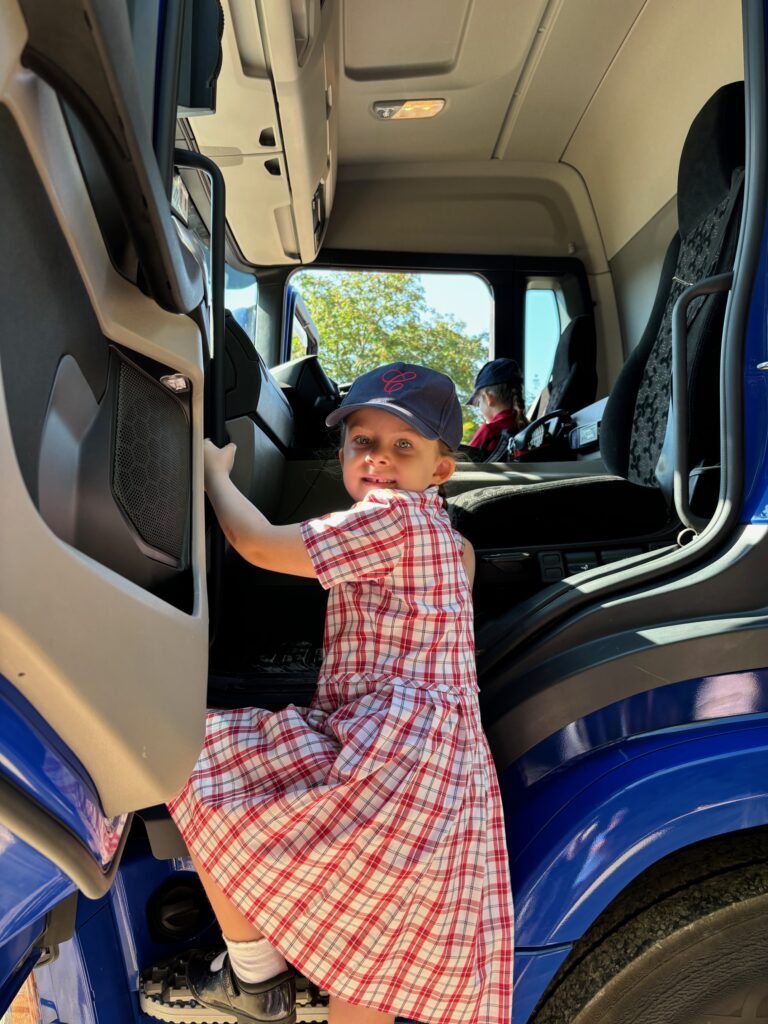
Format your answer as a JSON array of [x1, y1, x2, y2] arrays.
[[169, 487, 514, 1024]]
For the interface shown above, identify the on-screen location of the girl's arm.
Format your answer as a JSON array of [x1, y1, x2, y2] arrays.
[[204, 440, 316, 578], [462, 539, 476, 586]]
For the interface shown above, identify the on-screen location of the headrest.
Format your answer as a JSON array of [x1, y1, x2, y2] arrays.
[[678, 81, 745, 237], [562, 314, 590, 355], [549, 316, 591, 372]]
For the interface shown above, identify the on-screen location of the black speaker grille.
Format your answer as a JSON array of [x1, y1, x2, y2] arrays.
[[112, 361, 190, 561]]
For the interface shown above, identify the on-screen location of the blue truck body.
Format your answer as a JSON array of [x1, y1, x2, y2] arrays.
[[2, 1, 768, 1022], [3, 670, 768, 1021]]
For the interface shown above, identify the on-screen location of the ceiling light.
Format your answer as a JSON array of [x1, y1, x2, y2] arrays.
[[372, 99, 445, 121]]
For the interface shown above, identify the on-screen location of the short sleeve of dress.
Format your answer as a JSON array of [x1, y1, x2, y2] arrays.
[[299, 490, 406, 590], [451, 527, 466, 556]]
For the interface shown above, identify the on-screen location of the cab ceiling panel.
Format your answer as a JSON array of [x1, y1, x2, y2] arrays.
[[324, 161, 608, 274], [344, 0, 476, 79], [562, 0, 743, 258], [498, 0, 647, 162], [338, 0, 549, 164]]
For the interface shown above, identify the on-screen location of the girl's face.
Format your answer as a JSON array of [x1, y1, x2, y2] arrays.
[[339, 408, 456, 502]]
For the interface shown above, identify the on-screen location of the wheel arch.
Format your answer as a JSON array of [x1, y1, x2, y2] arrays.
[[510, 714, 768, 947], [527, 825, 768, 1023]]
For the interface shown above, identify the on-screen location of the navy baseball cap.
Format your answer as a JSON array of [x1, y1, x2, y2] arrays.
[[325, 362, 463, 449], [468, 358, 523, 404]]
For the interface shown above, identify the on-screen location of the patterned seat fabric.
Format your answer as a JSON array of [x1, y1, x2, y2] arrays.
[[628, 172, 743, 486], [604, 80, 745, 493]]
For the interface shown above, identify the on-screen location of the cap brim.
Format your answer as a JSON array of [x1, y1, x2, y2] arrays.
[[466, 388, 481, 406], [326, 398, 441, 441]]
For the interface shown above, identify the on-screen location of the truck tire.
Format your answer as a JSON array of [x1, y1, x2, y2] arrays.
[[531, 853, 768, 1023]]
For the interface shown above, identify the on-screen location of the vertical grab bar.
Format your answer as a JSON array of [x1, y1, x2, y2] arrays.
[[173, 149, 227, 445], [671, 271, 733, 533], [173, 149, 227, 644]]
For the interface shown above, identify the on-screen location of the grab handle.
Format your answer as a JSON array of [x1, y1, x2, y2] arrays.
[[174, 150, 227, 447], [174, 150, 226, 646], [671, 271, 733, 532]]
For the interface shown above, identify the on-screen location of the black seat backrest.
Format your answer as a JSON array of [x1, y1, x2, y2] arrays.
[[543, 314, 597, 416], [600, 81, 745, 498], [222, 311, 294, 520]]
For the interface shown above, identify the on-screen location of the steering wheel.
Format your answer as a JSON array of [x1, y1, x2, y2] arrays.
[[457, 409, 575, 464], [507, 409, 574, 459], [456, 442, 487, 463]]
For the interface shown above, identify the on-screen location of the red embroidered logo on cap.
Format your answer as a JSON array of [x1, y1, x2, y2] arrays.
[[381, 369, 417, 393]]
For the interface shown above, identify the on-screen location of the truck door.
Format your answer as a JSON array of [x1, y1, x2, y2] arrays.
[[0, 0, 212, 1001]]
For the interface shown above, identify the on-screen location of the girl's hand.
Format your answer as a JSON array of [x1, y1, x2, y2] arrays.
[[203, 439, 236, 492]]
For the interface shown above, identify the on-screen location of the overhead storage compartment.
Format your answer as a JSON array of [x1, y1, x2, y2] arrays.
[[190, 0, 338, 265]]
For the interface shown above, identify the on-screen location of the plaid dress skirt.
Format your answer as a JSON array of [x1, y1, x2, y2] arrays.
[[169, 488, 514, 1024]]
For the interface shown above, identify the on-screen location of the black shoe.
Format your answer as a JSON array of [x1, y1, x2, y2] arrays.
[[140, 949, 296, 1023]]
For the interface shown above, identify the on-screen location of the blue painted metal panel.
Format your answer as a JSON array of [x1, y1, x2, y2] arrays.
[[0, 920, 42, 1018], [35, 834, 222, 1024], [509, 669, 768, 789], [0, 825, 73, 1015], [743, 202, 768, 522], [512, 947, 571, 1024], [76, 899, 139, 1024], [0, 675, 124, 1014], [0, 674, 127, 866], [506, 718, 768, 947], [497, 672, 768, 1018], [503, 670, 768, 855], [38, 932, 98, 1024], [742, 0, 768, 522], [36, 895, 135, 1024], [0, 825, 74, 948]]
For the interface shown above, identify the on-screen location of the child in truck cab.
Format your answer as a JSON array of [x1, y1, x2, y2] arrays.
[[468, 357, 528, 454], [139, 363, 514, 1024]]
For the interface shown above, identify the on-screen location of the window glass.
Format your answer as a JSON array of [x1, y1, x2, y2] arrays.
[[225, 265, 259, 343], [288, 291, 320, 358], [524, 288, 561, 408], [291, 316, 308, 360], [288, 269, 493, 443]]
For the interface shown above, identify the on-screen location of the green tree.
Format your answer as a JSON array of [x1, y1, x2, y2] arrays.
[[291, 270, 488, 442]]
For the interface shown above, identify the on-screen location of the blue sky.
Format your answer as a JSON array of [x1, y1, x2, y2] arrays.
[[420, 272, 492, 338]]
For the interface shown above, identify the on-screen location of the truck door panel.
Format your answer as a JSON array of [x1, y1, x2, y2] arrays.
[[0, 1, 209, 842]]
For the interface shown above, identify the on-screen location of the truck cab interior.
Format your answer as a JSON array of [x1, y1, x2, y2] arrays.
[[4, 1, 768, 1019], [184, 0, 749, 710]]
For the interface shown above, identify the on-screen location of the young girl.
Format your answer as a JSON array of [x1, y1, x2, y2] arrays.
[[467, 358, 528, 455], [140, 362, 514, 1024]]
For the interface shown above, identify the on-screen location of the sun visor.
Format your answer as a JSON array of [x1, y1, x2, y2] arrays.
[[189, 0, 338, 265]]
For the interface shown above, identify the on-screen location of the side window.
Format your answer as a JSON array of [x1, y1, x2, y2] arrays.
[[289, 291, 320, 359], [524, 285, 561, 408], [291, 316, 308, 360], [288, 269, 493, 443], [225, 264, 259, 343]]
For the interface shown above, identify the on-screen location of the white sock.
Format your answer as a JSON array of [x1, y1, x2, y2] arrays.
[[210, 936, 288, 984]]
